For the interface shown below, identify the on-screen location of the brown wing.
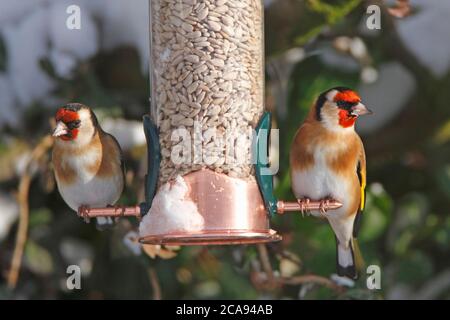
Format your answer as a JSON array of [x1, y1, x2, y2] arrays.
[[102, 131, 126, 187], [290, 123, 315, 172]]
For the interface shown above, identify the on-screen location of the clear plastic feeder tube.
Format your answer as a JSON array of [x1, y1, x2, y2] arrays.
[[143, 0, 276, 245], [149, 0, 265, 183]]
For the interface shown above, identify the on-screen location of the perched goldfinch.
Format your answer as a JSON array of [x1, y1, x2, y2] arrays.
[[51, 103, 125, 229], [289, 87, 372, 279]]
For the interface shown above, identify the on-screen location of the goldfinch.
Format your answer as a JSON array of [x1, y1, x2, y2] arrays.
[[289, 87, 372, 279], [51, 103, 125, 229]]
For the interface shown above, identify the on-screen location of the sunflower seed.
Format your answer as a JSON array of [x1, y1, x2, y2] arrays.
[[150, 0, 264, 183]]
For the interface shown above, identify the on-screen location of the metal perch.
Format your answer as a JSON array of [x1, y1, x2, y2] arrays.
[[78, 205, 141, 220], [78, 200, 343, 220], [276, 200, 343, 214]]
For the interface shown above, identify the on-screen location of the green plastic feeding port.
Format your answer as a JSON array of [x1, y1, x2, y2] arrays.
[[140, 115, 161, 215], [254, 112, 278, 217], [140, 111, 281, 220]]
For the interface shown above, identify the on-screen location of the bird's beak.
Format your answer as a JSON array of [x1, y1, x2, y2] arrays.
[[52, 121, 68, 137], [351, 103, 373, 117]]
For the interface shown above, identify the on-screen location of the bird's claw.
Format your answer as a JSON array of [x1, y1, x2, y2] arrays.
[[77, 205, 91, 223], [319, 199, 331, 216], [297, 198, 311, 217]]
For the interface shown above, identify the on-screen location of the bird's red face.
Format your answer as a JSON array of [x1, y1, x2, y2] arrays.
[[333, 90, 372, 128], [53, 107, 81, 141]]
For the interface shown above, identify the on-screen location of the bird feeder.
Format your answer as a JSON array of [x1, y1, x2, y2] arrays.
[[78, 0, 342, 245]]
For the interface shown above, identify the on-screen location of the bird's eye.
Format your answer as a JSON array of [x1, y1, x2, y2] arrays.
[[67, 120, 81, 130], [336, 100, 355, 110]]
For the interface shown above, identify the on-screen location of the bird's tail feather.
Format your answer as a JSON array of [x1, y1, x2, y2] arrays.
[[95, 217, 115, 231], [336, 237, 364, 280]]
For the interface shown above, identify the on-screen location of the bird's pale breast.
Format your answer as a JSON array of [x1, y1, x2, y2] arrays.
[[291, 139, 360, 219], [53, 138, 124, 211]]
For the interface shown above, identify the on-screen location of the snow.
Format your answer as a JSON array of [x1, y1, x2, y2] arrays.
[[139, 176, 204, 237], [101, 0, 149, 74], [2, 0, 447, 131], [0, 192, 19, 242], [59, 237, 94, 276], [357, 62, 416, 134], [0, 0, 48, 26], [0, 0, 149, 128], [48, 1, 99, 59], [48, 1, 99, 77], [2, 7, 54, 106], [15, 151, 39, 177], [49, 49, 77, 79], [122, 231, 142, 256], [397, 0, 450, 78], [331, 274, 355, 287], [101, 118, 146, 151], [0, 75, 18, 127]]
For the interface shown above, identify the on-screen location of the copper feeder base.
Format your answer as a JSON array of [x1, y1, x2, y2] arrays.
[[77, 172, 343, 246], [140, 230, 280, 246], [138, 169, 281, 246]]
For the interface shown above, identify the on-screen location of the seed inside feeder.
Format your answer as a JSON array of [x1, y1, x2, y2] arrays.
[[150, 0, 265, 184]]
